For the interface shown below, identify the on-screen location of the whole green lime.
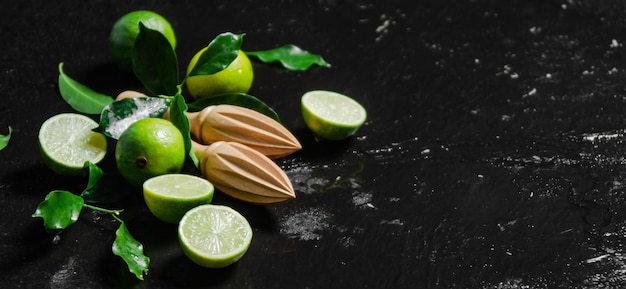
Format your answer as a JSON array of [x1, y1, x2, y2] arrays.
[[185, 49, 254, 99], [109, 10, 177, 73], [115, 118, 185, 187]]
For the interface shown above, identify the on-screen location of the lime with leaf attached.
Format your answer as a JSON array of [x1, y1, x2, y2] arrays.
[[186, 49, 254, 99], [110, 10, 177, 73]]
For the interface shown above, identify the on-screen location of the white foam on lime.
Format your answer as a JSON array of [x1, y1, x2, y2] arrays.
[[106, 97, 168, 139]]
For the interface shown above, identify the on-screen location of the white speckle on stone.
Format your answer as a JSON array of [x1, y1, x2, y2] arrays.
[[280, 207, 332, 241]]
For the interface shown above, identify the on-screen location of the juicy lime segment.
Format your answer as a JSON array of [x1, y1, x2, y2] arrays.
[[143, 174, 214, 223], [38, 113, 107, 176], [301, 90, 367, 140], [178, 205, 253, 268]]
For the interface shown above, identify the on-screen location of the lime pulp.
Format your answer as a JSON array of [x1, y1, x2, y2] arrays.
[[38, 113, 107, 176], [178, 204, 253, 268], [143, 174, 214, 223], [301, 90, 367, 140]]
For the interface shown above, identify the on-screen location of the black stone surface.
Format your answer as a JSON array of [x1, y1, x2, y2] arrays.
[[3, 1, 626, 288]]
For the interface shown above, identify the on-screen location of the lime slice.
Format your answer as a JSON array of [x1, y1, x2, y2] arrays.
[[143, 174, 214, 223], [301, 90, 367, 140], [38, 113, 107, 176], [178, 204, 253, 268]]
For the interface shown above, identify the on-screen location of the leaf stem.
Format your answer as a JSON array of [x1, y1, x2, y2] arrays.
[[83, 203, 124, 215], [111, 213, 124, 224], [178, 77, 188, 89]]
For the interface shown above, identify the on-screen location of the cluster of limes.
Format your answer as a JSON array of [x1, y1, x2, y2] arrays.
[[37, 10, 367, 270], [109, 10, 366, 141], [109, 10, 253, 100], [38, 112, 245, 268], [112, 10, 255, 268]]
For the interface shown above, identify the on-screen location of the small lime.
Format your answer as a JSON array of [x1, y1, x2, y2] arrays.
[[301, 90, 367, 140], [38, 113, 107, 176], [110, 10, 177, 73], [178, 204, 253, 268], [185, 49, 254, 99], [115, 118, 185, 187], [143, 174, 214, 223]]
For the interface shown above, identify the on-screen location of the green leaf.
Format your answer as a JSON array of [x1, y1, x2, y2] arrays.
[[98, 97, 171, 139], [58, 63, 115, 114], [169, 93, 199, 168], [0, 126, 11, 151], [246, 44, 331, 71], [82, 173, 132, 204], [83, 161, 104, 191], [133, 23, 179, 96], [187, 32, 244, 77], [32, 190, 84, 230], [187, 93, 281, 123], [112, 221, 150, 280], [81, 162, 131, 204]]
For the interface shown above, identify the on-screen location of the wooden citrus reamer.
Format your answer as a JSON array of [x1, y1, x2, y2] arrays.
[[192, 140, 295, 203], [185, 104, 301, 159], [117, 90, 302, 159], [116, 90, 299, 203], [183, 105, 300, 203]]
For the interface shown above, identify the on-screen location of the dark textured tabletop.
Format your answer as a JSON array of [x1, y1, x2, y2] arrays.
[[3, 1, 626, 288]]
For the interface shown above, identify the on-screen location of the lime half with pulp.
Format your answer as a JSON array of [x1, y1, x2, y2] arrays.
[[178, 204, 253, 268], [38, 113, 107, 176], [301, 90, 367, 140], [143, 174, 214, 223]]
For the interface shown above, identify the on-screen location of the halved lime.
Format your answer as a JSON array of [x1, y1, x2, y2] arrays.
[[301, 90, 367, 140], [143, 174, 214, 223], [38, 113, 107, 176], [178, 204, 253, 268]]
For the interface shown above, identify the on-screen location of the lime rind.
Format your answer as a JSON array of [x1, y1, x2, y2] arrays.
[[301, 90, 367, 140], [186, 50, 254, 99], [115, 118, 186, 187], [38, 113, 107, 176], [109, 10, 177, 73], [178, 205, 253, 268], [143, 174, 214, 223]]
